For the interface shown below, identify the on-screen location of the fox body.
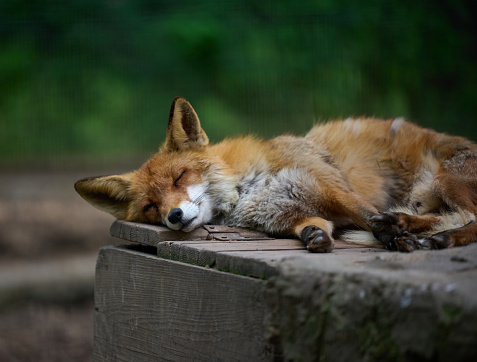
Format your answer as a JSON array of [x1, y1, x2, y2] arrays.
[[75, 97, 477, 252]]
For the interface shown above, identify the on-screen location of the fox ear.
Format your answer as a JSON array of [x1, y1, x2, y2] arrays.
[[74, 174, 134, 219], [164, 97, 209, 151]]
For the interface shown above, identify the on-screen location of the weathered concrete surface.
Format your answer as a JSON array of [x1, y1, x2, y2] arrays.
[[265, 244, 477, 361], [108, 221, 477, 361]]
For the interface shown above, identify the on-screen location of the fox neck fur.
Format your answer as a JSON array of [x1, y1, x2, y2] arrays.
[[75, 97, 477, 252]]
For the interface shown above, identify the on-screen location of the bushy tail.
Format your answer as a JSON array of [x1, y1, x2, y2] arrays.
[[340, 230, 383, 248]]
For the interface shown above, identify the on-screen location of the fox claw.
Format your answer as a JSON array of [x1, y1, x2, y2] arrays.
[[394, 233, 422, 252], [370, 212, 400, 224], [372, 232, 397, 251], [370, 212, 408, 250], [300, 225, 334, 253], [378, 230, 449, 252], [425, 233, 451, 249], [369, 212, 403, 235]]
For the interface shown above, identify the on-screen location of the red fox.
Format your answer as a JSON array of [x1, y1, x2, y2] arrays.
[[75, 97, 477, 252]]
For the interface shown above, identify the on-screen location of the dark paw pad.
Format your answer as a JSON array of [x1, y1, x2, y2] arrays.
[[372, 231, 398, 251], [369, 212, 402, 235], [370, 212, 407, 250], [394, 231, 450, 252], [394, 233, 424, 252], [300, 225, 334, 253], [426, 232, 451, 249]]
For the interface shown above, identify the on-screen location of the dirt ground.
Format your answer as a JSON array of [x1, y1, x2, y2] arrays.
[[0, 170, 127, 361], [0, 300, 94, 362]]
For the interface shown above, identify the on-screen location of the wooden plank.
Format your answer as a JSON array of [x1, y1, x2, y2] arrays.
[[110, 220, 274, 247], [109, 220, 210, 247], [161, 238, 304, 252], [94, 243, 477, 361], [111, 219, 376, 249], [215, 250, 307, 278], [110, 220, 380, 278], [155, 239, 377, 276], [203, 224, 273, 239], [94, 245, 277, 361], [158, 239, 375, 250], [156, 239, 304, 276], [98, 221, 477, 361], [213, 247, 387, 278]]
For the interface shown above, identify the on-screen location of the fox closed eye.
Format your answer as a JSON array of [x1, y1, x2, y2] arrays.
[[174, 171, 186, 187], [143, 203, 158, 213]]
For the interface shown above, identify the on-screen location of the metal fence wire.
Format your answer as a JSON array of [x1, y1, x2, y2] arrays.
[[1, 0, 476, 168]]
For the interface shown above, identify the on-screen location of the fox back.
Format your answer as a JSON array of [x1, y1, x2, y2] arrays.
[[75, 97, 477, 252]]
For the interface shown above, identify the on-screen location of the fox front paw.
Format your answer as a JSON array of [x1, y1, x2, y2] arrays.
[[370, 211, 452, 252], [300, 225, 334, 253], [369, 212, 406, 251], [369, 212, 404, 235]]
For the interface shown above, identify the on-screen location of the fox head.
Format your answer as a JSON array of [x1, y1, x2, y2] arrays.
[[75, 97, 238, 232]]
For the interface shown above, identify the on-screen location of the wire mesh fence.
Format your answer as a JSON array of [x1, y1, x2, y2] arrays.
[[1, 0, 476, 169]]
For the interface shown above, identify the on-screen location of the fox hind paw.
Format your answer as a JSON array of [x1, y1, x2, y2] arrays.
[[300, 225, 334, 253], [370, 211, 453, 251], [376, 230, 449, 252], [393, 232, 429, 252], [421, 232, 451, 250]]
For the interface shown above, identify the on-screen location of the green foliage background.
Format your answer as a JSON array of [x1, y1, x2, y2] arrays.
[[1, 0, 476, 168]]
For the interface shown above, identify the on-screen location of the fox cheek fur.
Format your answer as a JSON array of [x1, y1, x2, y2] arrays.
[[75, 96, 477, 253], [74, 97, 240, 233]]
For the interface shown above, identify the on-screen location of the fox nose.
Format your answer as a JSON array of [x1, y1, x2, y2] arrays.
[[168, 208, 183, 224]]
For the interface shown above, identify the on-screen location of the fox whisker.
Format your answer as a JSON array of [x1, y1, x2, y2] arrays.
[[192, 192, 205, 206]]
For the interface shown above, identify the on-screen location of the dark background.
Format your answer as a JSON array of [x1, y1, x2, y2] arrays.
[[1, 0, 476, 360]]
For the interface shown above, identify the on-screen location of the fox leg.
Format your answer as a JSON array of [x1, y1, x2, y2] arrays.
[[424, 220, 477, 248], [371, 212, 441, 235], [369, 212, 441, 250], [294, 189, 380, 252], [371, 166, 477, 251], [380, 219, 477, 252], [292, 217, 334, 253], [417, 172, 477, 249], [328, 188, 380, 230], [368, 211, 471, 251], [428, 170, 477, 248]]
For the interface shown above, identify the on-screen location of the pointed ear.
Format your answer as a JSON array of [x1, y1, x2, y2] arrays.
[[164, 97, 209, 151], [74, 173, 134, 219]]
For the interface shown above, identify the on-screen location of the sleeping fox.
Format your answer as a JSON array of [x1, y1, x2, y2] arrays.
[[75, 97, 477, 252]]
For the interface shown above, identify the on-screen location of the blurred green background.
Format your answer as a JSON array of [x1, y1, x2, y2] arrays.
[[1, 0, 476, 169], [0, 2, 476, 359]]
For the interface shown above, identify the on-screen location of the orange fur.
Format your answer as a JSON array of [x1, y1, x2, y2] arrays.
[[75, 97, 477, 252]]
